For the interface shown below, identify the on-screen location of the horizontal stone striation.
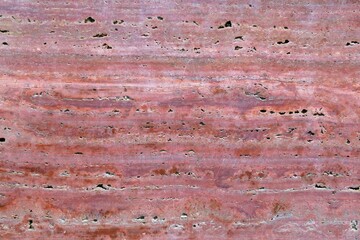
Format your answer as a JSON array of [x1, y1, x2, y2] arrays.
[[0, 0, 359, 239]]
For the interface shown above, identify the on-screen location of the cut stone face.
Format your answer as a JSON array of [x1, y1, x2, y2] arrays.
[[0, 1, 359, 239]]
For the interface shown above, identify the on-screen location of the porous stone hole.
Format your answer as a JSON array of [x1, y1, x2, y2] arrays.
[[157, 16, 163, 20], [315, 183, 326, 189], [84, 17, 95, 23], [102, 43, 112, 49], [218, 20, 232, 29], [259, 109, 266, 113], [113, 20, 124, 24], [105, 171, 114, 176], [74, 152, 83, 155], [193, 47, 200, 54], [277, 39, 289, 45], [28, 219, 34, 229], [0, 138, 5, 142], [2, 42, 8, 45], [224, 21, 232, 27], [313, 111, 325, 116], [93, 33, 108, 38], [96, 183, 109, 190], [351, 220, 358, 231], [346, 41, 359, 46], [234, 46, 243, 50]]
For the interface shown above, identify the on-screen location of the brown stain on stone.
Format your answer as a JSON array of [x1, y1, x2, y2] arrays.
[[211, 87, 227, 95], [272, 201, 289, 215], [153, 168, 166, 175], [91, 227, 125, 239], [168, 166, 179, 174]]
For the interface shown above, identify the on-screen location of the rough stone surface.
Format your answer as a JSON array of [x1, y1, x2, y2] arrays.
[[0, 1, 359, 239]]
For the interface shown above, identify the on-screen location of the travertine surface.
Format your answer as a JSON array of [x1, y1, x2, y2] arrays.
[[0, 0, 359, 239]]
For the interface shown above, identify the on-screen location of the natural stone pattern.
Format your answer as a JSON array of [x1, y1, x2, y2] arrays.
[[0, 1, 359, 239]]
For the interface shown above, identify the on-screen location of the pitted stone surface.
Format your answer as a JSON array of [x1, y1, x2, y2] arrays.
[[0, 1, 359, 239]]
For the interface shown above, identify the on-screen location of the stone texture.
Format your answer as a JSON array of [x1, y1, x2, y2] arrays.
[[0, 0, 359, 239]]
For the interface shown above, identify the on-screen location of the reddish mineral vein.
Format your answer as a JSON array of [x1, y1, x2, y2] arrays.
[[0, 1, 359, 239]]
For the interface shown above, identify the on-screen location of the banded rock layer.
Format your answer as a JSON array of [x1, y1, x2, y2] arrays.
[[0, 0, 359, 239]]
